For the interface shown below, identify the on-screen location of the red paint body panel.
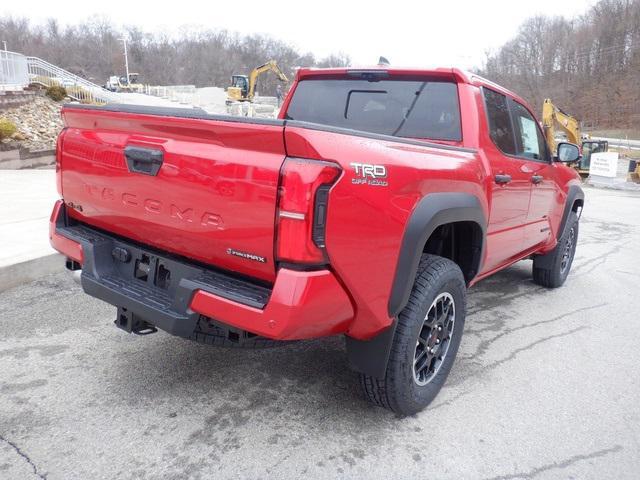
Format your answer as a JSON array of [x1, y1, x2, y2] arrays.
[[60, 108, 286, 283], [190, 269, 354, 340], [49, 200, 83, 264], [51, 66, 581, 341], [284, 126, 487, 338]]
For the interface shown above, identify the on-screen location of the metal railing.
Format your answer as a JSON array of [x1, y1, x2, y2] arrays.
[[0, 50, 29, 91], [4, 52, 203, 107], [26, 56, 120, 104]]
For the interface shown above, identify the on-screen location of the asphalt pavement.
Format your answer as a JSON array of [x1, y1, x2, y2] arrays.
[[1, 186, 639, 479]]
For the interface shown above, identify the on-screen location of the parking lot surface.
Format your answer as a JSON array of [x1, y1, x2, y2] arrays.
[[1, 186, 639, 479]]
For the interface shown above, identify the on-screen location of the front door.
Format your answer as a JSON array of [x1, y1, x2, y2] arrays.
[[508, 99, 559, 250]]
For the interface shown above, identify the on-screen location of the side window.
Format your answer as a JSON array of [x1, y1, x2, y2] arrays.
[[510, 101, 549, 161], [483, 88, 516, 155]]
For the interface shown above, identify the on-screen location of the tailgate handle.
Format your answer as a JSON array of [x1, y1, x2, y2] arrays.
[[124, 146, 164, 176]]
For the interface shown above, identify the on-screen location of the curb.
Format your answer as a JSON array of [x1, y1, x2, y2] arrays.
[[0, 148, 56, 170], [0, 253, 64, 292]]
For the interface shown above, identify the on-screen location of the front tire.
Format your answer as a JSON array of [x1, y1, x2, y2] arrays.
[[532, 212, 579, 288], [359, 254, 466, 416]]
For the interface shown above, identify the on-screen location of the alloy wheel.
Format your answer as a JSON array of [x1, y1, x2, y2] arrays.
[[413, 292, 455, 386]]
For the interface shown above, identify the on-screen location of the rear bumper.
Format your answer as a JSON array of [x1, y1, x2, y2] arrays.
[[49, 200, 354, 340]]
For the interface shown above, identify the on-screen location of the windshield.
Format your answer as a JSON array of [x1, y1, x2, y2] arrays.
[[285, 78, 462, 141]]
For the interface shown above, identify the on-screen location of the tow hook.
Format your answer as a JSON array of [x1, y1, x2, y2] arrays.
[[115, 307, 158, 335]]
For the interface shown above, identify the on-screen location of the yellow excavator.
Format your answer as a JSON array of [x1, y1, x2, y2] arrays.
[[542, 99, 608, 176], [226, 60, 289, 103]]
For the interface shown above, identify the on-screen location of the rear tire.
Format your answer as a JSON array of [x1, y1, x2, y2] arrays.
[[359, 254, 466, 416], [532, 212, 579, 288]]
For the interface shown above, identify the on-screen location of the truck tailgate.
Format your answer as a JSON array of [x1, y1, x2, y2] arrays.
[[59, 105, 285, 282]]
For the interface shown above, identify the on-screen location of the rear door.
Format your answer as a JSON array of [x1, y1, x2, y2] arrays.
[[481, 88, 532, 273], [60, 106, 286, 282]]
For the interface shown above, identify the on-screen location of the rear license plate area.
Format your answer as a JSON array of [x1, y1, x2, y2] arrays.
[[112, 245, 174, 293]]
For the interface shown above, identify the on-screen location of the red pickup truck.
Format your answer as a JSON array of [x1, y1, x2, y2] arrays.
[[50, 67, 583, 415]]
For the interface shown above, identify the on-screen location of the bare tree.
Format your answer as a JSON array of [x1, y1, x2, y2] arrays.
[[0, 16, 351, 96], [480, 0, 640, 130]]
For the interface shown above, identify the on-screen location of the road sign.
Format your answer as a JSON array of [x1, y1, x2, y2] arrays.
[[589, 152, 619, 178]]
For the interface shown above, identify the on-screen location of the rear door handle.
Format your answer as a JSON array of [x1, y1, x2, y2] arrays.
[[531, 174, 543, 184], [494, 174, 512, 184], [124, 146, 164, 176]]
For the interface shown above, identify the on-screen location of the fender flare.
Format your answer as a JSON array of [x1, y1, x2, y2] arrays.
[[389, 192, 486, 317], [534, 185, 584, 269], [346, 192, 486, 379], [558, 185, 584, 240]]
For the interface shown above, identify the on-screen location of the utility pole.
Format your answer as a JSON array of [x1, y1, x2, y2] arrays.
[[122, 38, 130, 85], [2, 41, 7, 51]]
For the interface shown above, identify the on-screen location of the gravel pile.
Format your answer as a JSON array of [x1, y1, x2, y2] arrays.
[[1, 95, 63, 151]]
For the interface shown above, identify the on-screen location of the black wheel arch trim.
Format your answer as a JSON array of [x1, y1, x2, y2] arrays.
[[558, 185, 584, 240], [534, 185, 583, 269], [388, 192, 486, 317], [346, 192, 486, 380]]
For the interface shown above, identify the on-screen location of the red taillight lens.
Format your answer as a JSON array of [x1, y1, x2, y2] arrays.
[[276, 158, 341, 264], [55, 128, 67, 196]]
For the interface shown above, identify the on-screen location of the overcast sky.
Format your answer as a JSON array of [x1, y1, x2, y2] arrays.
[[3, 0, 596, 69]]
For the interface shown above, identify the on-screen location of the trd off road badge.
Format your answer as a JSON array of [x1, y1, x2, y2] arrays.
[[350, 162, 388, 187]]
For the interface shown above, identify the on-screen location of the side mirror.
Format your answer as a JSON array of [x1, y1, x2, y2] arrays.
[[555, 142, 581, 163]]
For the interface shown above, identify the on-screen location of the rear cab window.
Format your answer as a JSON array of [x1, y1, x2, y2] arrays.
[[483, 88, 516, 155], [285, 76, 462, 143]]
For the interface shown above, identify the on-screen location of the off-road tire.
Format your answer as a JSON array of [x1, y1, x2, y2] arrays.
[[359, 254, 466, 416], [532, 212, 579, 288]]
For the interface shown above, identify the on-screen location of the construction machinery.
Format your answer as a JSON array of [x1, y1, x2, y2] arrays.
[[227, 60, 288, 103], [541, 99, 608, 176], [105, 73, 144, 93], [580, 138, 609, 174]]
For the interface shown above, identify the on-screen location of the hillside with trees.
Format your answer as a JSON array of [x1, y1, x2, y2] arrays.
[[0, 16, 350, 96], [481, 0, 640, 131], [3, 0, 639, 131]]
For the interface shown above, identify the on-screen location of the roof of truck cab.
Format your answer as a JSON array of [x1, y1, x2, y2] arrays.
[[294, 66, 534, 114]]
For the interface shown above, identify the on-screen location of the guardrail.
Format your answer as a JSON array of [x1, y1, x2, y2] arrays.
[[26, 56, 120, 104], [0, 51, 29, 91]]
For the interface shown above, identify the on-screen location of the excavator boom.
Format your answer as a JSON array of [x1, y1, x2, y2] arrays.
[[542, 98, 609, 176], [542, 98, 581, 152], [247, 60, 289, 100], [227, 60, 289, 103]]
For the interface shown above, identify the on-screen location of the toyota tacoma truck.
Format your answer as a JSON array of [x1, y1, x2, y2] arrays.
[[49, 67, 583, 415]]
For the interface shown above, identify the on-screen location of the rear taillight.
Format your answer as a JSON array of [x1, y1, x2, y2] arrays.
[[276, 158, 341, 265], [55, 128, 67, 196]]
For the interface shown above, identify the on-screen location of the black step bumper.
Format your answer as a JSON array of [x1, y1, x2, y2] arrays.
[[54, 209, 272, 338]]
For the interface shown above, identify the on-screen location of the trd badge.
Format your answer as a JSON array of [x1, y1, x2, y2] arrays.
[[350, 162, 388, 186]]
